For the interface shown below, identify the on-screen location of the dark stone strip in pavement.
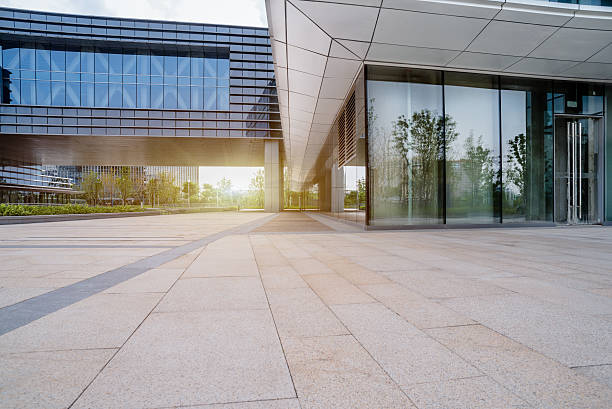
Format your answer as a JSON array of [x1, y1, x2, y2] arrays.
[[0, 245, 175, 249], [0, 213, 278, 336]]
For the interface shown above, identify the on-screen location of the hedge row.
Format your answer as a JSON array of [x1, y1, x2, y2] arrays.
[[0, 204, 146, 216]]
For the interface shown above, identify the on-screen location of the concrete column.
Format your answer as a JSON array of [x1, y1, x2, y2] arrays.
[[264, 140, 281, 212], [331, 163, 345, 213]]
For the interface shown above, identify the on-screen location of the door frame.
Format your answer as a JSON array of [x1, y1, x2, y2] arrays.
[[553, 113, 604, 225]]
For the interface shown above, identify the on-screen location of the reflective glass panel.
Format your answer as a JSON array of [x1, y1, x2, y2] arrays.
[[501, 77, 553, 223], [445, 72, 501, 224], [367, 66, 444, 225]]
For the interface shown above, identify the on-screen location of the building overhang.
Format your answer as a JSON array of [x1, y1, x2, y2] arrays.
[[265, 0, 612, 189]]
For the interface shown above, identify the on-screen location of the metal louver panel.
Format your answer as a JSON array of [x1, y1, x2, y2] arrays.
[[338, 110, 346, 167], [337, 90, 356, 167]]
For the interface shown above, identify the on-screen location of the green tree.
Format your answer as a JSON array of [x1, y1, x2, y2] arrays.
[[80, 172, 102, 205], [217, 177, 232, 205], [182, 181, 199, 201], [146, 178, 160, 206], [200, 183, 215, 203], [115, 167, 133, 205], [100, 170, 117, 205], [505, 133, 526, 198], [392, 109, 457, 203], [248, 169, 265, 208], [464, 133, 496, 205]]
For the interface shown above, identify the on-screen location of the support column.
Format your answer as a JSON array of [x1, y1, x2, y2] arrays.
[[264, 140, 281, 212], [331, 162, 345, 213]]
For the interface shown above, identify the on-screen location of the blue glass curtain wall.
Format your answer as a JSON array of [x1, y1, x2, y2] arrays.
[[0, 42, 230, 110], [366, 66, 605, 227]]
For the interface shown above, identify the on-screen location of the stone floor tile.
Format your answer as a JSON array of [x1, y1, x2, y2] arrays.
[[183, 398, 301, 409], [488, 276, 612, 315], [360, 283, 475, 329], [387, 270, 511, 299], [426, 324, 612, 409], [103, 268, 183, 294], [156, 277, 268, 312], [0, 292, 161, 353], [282, 335, 415, 409], [289, 257, 335, 275], [573, 364, 612, 389], [442, 293, 612, 367], [0, 349, 116, 409], [403, 376, 529, 409], [0, 287, 54, 308], [301, 273, 374, 305], [590, 288, 612, 298], [72, 309, 295, 409], [349, 255, 414, 272], [266, 287, 348, 338], [332, 303, 481, 386], [326, 261, 391, 285], [259, 265, 308, 289]]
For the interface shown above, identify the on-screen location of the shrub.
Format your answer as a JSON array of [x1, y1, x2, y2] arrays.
[[0, 204, 146, 216]]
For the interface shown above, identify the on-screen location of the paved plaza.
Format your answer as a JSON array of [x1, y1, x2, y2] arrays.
[[0, 212, 612, 408]]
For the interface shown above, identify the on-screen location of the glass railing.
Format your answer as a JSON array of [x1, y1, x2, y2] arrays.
[[548, 0, 612, 6]]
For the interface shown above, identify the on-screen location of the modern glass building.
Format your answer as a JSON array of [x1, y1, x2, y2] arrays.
[[0, 7, 283, 209], [266, 0, 612, 227]]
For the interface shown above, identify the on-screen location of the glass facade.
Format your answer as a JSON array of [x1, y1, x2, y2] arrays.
[[1, 42, 230, 110], [367, 66, 606, 227], [548, 0, 612, 6]]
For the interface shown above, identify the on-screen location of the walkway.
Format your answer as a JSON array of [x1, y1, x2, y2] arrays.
[[0, 212, 611, 408]]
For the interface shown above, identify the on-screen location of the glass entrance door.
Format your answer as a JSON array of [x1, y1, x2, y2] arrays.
[[554, 117, 600, 224]]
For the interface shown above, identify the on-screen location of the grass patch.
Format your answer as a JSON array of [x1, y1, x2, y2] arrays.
[[0, 204, 147, 216]]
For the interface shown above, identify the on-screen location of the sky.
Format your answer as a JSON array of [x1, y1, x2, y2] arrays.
[[199, 167, 263, 191], [1, 0, 269, 189], [0, 0, 268, 27]]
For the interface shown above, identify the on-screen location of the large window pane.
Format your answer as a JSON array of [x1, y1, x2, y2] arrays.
[[151, 84, 163, 108], [123, 83, 136, 107], [204, 57, 216, 77], [137, 84, 150, 108], [204, 87, 216, 109], [123, 54, 136, 75], [21, 79, 35, 104], [109, 82, 122, 107], [501, 77, 553, 223], [109, 52, 122, 75], [217, 87, 229, 110], [218, 58, 229, 78], [191, 86, 203, 109], [51, 81, 65, 105], [151, 53, 163, 76], [191, 56, 203, 77], [81, 82, 94, 106], [94, 83, 108, 107], [164, 55, 177, 76], [177, 86, 189, 109], [36, 80, 50, 105], [51, 49, 65, 71], [3, 46, 19, 70], [81, 49, 94, 73], [137, 52, 150, 75], [95, 51, 108, 73], [66, 50, 80, 73], [66, 81, 80, 106], [177, 55, 189, 76], [164, 85, 177, 109], [20, 47, 35, 70], [367, 66, 444, 226], [36, 47, 50, 71], [445, 72, 501, 224]]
